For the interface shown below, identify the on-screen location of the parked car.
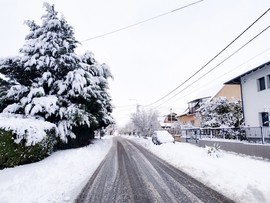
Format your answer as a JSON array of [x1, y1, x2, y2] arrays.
[[152, 131, 174, 145]]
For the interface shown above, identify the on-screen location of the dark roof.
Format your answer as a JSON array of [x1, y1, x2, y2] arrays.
[[188, 96, 210, 104], [225, 60, 270, 84]]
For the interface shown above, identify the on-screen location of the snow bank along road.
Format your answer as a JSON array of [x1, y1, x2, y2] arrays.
[[75, 137, 233, 203]]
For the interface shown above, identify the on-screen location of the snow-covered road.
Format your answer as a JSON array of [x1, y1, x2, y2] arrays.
[[76, 137, 232, 202]]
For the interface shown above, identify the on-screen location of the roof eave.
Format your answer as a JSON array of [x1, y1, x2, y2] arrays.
[[224, 60, 270, 85]]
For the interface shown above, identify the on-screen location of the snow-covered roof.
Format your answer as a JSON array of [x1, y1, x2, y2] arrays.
[[160, 122, 172, 127], [157, 115, 166, 122], [176, 107, 189, 117], [188, 83, 224, 103], [225, 60, 270, 84]]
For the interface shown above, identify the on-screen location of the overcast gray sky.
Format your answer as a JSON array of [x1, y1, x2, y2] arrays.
[[1, 0, 270, 127]]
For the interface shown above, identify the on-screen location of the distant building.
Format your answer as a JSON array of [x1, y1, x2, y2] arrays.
[[159, 112, 178, 129], [225, 61, 270, 127], [178, 97, 209, 127]]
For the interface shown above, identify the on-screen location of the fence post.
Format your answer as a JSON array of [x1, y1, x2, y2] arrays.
[[195, 129, 198, 143], [260, 126, 264, 144]]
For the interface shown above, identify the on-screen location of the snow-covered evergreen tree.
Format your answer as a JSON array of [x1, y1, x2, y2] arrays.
[[80, 51, 114, 129], [0, 3, 114, 143], [197, 96, 243, 128]]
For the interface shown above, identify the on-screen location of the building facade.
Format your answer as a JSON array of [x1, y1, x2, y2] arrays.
[[225, 61, 270, 127]]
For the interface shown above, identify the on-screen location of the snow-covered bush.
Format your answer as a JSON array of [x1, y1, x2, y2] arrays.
[[0, 3, 114, 146], [205, 143, 222, 158], [197, 97, 243, 129], [0, 113, 57, 169]]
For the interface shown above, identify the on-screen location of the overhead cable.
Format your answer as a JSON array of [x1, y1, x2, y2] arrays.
[[80, 0, 203, 42], [154, 25, 270, 109], [166, 46, 270, 107], [146, 7, 270, 106]]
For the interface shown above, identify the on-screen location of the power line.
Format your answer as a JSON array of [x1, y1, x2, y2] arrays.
[[121, 44, 270, 114], [79, 0, 203, 42], [113, 106, 136, 113], [166, 46, 270, 107], [153, 25, 270, 109], [146, 7, 270, 106]]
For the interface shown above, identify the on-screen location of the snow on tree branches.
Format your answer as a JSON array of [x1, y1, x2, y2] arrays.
[[131, 109, 160, 138], [0, 3, 114, 143], [196, 96, 243, 128]]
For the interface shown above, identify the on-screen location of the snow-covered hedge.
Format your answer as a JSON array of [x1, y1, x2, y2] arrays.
[[0, 113, 57, 169], [0, 113, 57, 146]]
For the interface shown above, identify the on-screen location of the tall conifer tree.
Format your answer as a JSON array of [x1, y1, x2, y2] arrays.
[[0, 3, 114, 143]]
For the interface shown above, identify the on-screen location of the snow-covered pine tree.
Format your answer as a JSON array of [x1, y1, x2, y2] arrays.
[[0, 3, 114, 144], [61, 51, 114, 147], [0, 77, 10, 111], [80, 51, 114, 128]]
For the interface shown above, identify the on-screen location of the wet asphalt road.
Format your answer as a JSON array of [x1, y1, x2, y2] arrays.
[[75, 137, 234, 203]]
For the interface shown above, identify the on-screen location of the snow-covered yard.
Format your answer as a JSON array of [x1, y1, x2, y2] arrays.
[[0, 137, 113, 203], [0, 135, 270, 203]]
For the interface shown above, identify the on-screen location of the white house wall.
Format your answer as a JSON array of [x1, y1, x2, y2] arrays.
[[241, 65, 270, 127]]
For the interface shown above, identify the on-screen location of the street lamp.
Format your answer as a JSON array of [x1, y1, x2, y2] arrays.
[[129, 99, 139, 113]]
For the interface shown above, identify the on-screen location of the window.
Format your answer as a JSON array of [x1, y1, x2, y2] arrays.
[[188, 101, 199, 114], [167, 116, 177, 121], [261, 112, 269, 127], [258, 77, 266, 91], [267, 75, 270, 89]]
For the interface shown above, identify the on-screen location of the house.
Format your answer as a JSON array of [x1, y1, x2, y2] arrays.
[[178, 97, 210, 127], [177, 84, 241, 127], [159, 112, 178, 129], [225, 61, 270, 127]]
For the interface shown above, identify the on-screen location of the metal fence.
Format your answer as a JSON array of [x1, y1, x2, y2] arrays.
[[181, 126, 270, 144]]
